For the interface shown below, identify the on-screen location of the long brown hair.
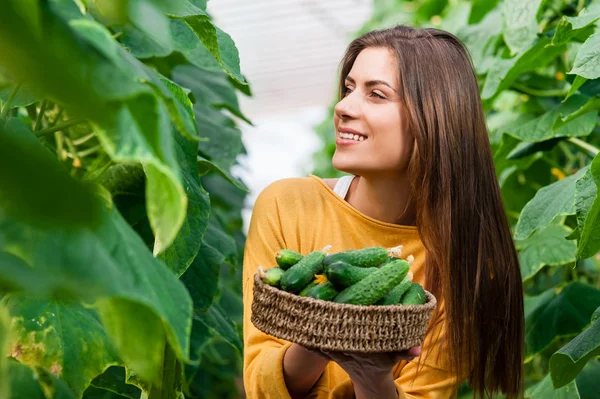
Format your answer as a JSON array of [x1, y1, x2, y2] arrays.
[[336, 25, 524, 398]]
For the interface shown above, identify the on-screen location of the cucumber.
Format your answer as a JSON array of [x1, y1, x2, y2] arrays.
[[323, 245, 403, 268], [299, 281, 318, 296], [280, 245, 332, 293], [325, 261, 377, 288], [275, 249, 303, 270], [304, 281, 339, 301], [400, 282, 427, 305], [376, 272, 413, 305], [257, 266, 285, 288], [333, 259, 410, 305]]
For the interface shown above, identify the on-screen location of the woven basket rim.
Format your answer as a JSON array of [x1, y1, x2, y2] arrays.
[[253, 272, 437, 311]]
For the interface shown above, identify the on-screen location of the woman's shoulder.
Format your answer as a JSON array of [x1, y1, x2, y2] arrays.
[[253, 176, 340, 213]]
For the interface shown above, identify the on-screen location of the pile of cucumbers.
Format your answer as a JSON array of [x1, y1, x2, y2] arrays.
[[257, 244, 427, 306]]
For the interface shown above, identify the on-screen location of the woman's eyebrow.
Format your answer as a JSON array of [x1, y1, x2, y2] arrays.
[[345, 75, 397, 93]]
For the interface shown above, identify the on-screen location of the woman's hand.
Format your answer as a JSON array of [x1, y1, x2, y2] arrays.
[[306, 346, 422, 399]]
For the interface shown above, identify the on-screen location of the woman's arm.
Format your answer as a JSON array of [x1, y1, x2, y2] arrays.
[[283, 344, 330, 398]]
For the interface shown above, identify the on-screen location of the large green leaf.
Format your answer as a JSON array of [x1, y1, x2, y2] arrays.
[[550, 318, 600, 389], [172, 64, 252, 125], [0, 2, 192, 255], [503, 95, 597, 142], [120, 0, 246, 85], [528, 372, 580, 398], [85, 366, 141, 399], [193, 303, 242, 355], [524, 282, 600, 361], [157, 129, 210, 277], [515, 167, 588, 240], [574, 154, 600, 259], [501, 0, 542, 55], [482, 37, 566, 99], [194, 104, 244, 170], [515, 223, 578, 282], [2, 296, 121, 397], [197, 155, 249, 193], [7, 358, 77, 399], [181, 243, 223, 312], [0, 121, 193, 384], [569, 32, 600, 80], [550, 2, 600, 47], [553, 96, 600, 131]]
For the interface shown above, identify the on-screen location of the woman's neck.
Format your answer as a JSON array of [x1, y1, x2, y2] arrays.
[[346, 174, 416, 226]]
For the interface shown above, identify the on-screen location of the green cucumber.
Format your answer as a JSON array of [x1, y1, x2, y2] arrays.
[[325, 261, 377, 288], [323, 245, 403, 268], [258, 266, 285, 288], [333, 259, 410, 305], [280, 245, 332, 293], [304, 281, 339, 301], [299, 280, 318, 296], [275, 249, 303, 270], [376, 272, 413, 305], [400, 282, 427, 305]]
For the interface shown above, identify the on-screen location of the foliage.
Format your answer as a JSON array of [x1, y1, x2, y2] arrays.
[[310, 0, 600, 397], [0, 0, 250, 398]]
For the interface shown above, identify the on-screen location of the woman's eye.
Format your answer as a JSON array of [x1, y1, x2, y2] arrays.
[[343, 86, 384, 99]]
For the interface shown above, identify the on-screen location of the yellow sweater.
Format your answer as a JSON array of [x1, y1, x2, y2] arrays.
[[243, 174, 465, 398]]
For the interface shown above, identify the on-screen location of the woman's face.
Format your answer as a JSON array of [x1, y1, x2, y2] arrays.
[[333, 47, 413, 176]]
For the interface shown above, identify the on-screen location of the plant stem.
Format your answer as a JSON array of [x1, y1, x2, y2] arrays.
[[34, 100, 48, 131], [64, 136, 82, 168], [35, 118, 86, 137], [567, 137, 600, 157], [72, 131, 95, 146], [144, 343, 182, 399], [55, 131, 67, 161], [0, 83, 21, 120], [511, 82, 568, 98]]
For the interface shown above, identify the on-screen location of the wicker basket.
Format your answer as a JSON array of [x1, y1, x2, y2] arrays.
[[251, 273, 437, 353]]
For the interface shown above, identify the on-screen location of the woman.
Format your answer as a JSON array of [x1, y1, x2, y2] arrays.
[[242, 25, 524, 399]]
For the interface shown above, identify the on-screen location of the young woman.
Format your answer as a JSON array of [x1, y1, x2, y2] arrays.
[[242, 25, 524, 399]]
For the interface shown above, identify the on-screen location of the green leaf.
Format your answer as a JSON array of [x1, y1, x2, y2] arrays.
[[181, 243, 223, 312], [482, 37, 566, 100], [0, 4, 192, 254], [565, 76, 588, 101], [506, 138, 563, 160], [0, 82, 42, 109], [193, 303, 242, 355], [549, 318, 600, 389], [158, 1, 246, 85], [515, 167, 588, 240], [194, 104, 244, 170], [85, 366, 141, 399], [575, 154, 600, 259], [0, 121, 193, 383], [528, 372, 580, 398], [503, 95, 597, 142], [2, 296, 120, 397], [501, 0, 542, 55], [197, 155, 249, 193], [550, 2, 600, 47], [172, 64, 252, 125], [8, 361, 82, 399], [0, 119, 103, 229], [157, 129, 210, 277], [524, 282, 600, 362], [553, 96, 600, 131], [515, 223, 577, 282], [569, 32, 600, 80], [592, 307, 600, 324], [0, 305, 9, 399]]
